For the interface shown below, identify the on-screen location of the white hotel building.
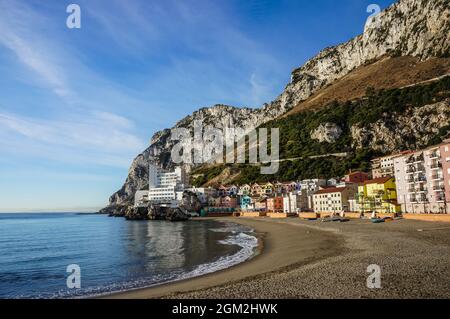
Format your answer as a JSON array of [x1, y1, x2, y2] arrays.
[[137, 164, 189, 205]]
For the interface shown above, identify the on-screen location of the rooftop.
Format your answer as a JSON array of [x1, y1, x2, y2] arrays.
[[363, 176, 393, 185], [314, 187, 348, 195]]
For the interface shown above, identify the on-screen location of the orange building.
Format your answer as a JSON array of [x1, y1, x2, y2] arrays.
[[267, 196, 283, 212]]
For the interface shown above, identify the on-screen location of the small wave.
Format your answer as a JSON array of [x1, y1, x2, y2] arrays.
[[179, 231, 258, 280]]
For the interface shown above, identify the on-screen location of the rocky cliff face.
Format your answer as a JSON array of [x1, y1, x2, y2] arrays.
[[103, 0, 450, 210], [290, 0, 450, 100], [311, 123, 343, 143], [351, 99, 450, 153]]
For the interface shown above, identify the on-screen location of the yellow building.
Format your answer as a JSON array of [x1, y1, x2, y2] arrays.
[[357, 177, 401, 214], [262, 183, 274, 195]]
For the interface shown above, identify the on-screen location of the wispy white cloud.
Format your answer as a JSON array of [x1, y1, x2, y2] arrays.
[[0, 0, 72, 98], [0, 0, 287, 211], [0, 111, 145, 167]]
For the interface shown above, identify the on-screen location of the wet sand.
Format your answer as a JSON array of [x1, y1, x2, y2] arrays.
[[104, 217, 450, 299]]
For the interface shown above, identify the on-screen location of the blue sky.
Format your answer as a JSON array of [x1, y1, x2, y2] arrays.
[[0, 0, 396, 212]]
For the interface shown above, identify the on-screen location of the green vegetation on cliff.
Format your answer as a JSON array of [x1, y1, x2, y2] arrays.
[[192, 76, 450, 186]]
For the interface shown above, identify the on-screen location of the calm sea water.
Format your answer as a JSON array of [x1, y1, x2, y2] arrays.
[[0, 213, 257, 298]]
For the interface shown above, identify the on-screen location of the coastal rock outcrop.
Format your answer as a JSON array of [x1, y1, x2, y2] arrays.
[[103, 0, 450, 212], [124, 206, 149, 220], [311, 123, 343, 143]]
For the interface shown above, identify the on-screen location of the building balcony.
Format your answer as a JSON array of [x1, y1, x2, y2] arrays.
[[430, 163, 442, 170], [429, 152, 439, 159], [416, 165, 425, 172], [431, 175, 443, 181], [432, 185, 445, 191], [414, 155, 425, 163]]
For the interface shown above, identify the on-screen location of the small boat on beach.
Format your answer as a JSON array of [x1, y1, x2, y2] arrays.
[[371, 218, 385, 223], [321, 216, 349, 223]]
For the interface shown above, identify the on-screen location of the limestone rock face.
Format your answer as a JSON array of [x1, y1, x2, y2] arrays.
[[311, 123, 343, 143], [351, 99, 450, 153], [103, 0, 450, 210]]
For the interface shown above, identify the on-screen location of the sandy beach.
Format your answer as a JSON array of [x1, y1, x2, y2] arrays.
[[105, 217, 450, 299]]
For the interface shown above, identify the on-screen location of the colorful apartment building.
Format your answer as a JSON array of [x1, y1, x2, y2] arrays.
[[239, 184, 251, 196], [267, 196, 283, 212], [262, 183, 274, 195], [220, 196, 238, 208], [253, 198, 267, 211], [217, 185, 228, 197], [228, 185, 239, 196], [312, 186, 356, 213], [439, 139, 450, 213], [239, 195, 253, 210], [357, 177, 400, 214], [251, 183, 262, 196], [394, 144, 447, 214]]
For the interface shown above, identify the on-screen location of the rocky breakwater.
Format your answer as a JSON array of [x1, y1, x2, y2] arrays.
[[112, 191, 203, 221]]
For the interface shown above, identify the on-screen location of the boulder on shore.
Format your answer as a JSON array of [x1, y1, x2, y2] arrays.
[[125, 206, 149, 220]]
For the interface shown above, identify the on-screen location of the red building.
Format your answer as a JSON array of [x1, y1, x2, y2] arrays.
[[344, 171, 370, 183], [267, 197, 284, 212]]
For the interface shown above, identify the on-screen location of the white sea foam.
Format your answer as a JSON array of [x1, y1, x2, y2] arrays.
[[63, 223, 259, 299], [179, 231, 258, 280]]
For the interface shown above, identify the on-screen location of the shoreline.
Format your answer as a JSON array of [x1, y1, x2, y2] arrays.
[[103, 217, 450, 299], [102, 217, 344, 299]]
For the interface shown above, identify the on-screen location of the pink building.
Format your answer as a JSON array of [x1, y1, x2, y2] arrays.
[[220, 196, 238, 208], [439, 140, 450, 213], [394, 144, 447, 214]]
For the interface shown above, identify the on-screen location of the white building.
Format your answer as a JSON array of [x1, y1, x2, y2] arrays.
[[312, 186, 356, 213], [299, 179, 327, 211], [283, 190, 308, 213], [134, 190, 149, 207], [146, 164, 188, 204], [300, 179, 327, 193], [187, 187, 217, 204]]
